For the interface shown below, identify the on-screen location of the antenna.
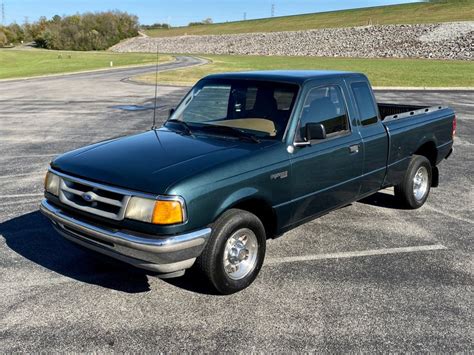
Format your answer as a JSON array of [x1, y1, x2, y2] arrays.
[[1, 2, 5, 25], [151, 44, 159, 130], [271, 3, 275, 17]]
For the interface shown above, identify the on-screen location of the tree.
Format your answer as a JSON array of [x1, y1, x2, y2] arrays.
[[0, 11, 139, 50], [0, 31, 8, 46]]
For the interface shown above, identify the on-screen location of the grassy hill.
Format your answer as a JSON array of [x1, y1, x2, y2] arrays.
[[145, 1, 474, 37], [133, 54, 474, 88]]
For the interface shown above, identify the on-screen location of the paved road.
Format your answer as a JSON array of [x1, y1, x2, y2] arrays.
[[0, 60, 472, 352], [2, 55, 207, 83]]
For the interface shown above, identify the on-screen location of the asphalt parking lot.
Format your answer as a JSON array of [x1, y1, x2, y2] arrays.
[[0, 58, 472, 352]]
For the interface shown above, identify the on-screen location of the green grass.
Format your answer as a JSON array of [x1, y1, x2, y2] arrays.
[[133, 54, 474, 87], [0, 49, 173, 79], [145, 1, 474, 37]]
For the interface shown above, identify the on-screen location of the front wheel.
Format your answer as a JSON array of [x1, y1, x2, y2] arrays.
[[196, 209, 266, 294], [394, 155, 432, 209]]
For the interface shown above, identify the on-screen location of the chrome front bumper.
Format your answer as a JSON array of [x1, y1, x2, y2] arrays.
[[40, 199, 211, 275]]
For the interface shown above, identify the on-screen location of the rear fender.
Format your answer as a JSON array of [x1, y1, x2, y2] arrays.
[[415, 134, 438, 154]]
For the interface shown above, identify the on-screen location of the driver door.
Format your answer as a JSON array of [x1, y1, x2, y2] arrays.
[[289, 83, 363, 223]]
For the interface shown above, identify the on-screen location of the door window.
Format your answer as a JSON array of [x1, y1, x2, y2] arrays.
[[299, 85, 349, 140]]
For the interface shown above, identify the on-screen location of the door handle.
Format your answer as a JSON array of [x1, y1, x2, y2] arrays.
[[349, 144, 360, 154]]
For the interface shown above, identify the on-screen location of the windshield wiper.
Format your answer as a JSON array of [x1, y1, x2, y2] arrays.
[[198, 124, 260, 143], [165, 119, 194, 136]]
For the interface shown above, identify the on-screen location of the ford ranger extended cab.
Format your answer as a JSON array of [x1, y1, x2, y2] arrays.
[[40, 71, 455, 294]]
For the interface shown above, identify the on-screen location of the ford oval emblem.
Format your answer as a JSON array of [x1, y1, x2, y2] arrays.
[[82, 192, 94, 202]]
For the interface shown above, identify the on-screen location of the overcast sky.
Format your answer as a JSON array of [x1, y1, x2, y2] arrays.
[[2, 0, 419, 26]]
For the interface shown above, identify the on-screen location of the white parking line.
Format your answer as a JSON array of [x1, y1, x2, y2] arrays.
[[0, 172, 41, 179], [2, 193, 44, 199], [0, 153, 58, 159], [0, 199, 42, 207], [265, 244, 447, 265], [423, 205, 473, 224]]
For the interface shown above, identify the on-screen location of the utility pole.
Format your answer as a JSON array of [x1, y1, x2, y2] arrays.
[[243, 12, 247, 21], [1, 2, 5, 25], [271, 3, 275, 17]]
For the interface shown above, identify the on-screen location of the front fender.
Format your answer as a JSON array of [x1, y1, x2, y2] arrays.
[[212, 187, 262, 221]]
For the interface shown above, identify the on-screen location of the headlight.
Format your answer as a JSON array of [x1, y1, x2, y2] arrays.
[[44, 171, 60, 196], [125, 196, 186, 225]]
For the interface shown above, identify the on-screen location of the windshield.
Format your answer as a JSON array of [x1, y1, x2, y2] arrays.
[[168, 79, 299, 140]]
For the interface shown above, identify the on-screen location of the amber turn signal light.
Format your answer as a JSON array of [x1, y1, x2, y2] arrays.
[[152, 200, 184, 225], [125, 196, 186, 225]]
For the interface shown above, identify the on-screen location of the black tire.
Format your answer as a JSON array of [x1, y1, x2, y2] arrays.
[[196, 209, 266, 295], [394, 155, 432, 209]]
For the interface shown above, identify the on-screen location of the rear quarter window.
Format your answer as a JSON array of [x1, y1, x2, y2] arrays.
[[274, 89, 296, 110], [351, 82, 378, 126]]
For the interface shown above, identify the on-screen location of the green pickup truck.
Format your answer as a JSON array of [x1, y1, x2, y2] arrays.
[[40, 71, 455, 294]]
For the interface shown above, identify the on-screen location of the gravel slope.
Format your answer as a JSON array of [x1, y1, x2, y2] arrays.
[[111, 22, 473, 60]]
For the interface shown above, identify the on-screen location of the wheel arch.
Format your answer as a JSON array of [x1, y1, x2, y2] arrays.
[[414, 140, 438, 167], [213, 188, 278, 239], [413, 141, 439, 187]]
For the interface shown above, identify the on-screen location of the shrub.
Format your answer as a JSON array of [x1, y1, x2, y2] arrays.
[[142, 23, 171, 30], [188, 18, 213, 26]]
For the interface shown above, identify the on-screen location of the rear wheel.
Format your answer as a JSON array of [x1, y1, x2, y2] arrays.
[[394, 155, 432, 209], [196, 209, 266, 294]]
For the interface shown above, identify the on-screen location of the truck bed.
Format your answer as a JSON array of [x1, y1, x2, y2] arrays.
[[380, 103, 454, 188], [378, 103, 447, 121]]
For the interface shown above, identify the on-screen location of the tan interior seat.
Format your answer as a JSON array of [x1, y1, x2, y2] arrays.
[[210, 118, 277, 136]]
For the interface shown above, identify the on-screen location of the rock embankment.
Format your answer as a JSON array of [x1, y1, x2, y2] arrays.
[[111, 22, 473, 60]]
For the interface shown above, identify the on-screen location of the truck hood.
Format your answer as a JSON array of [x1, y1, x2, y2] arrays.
[[51, 128, 274, 194]]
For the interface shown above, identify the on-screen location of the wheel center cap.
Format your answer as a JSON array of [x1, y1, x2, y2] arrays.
[[238, 248, 249, 261], [228, 241, 249, 264]]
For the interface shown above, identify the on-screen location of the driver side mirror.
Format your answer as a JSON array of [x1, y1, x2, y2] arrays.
[[168, 108, 175, 118], [306, 123, 326, 140]]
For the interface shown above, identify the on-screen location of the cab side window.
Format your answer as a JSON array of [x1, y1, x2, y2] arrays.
[[299, 85, 349, 139], [351, 82, 379, 126]]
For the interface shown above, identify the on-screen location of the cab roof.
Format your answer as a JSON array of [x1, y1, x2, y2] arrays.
[[203, 70, 365, 85]]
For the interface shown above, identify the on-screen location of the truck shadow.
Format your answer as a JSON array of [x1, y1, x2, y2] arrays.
[[358, 191, 408, 210], [161, 270, 220, 296], [0, 211, 152, 293]]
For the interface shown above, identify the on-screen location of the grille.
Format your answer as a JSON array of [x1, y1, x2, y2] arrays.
[[58, 176, 130, 220]]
